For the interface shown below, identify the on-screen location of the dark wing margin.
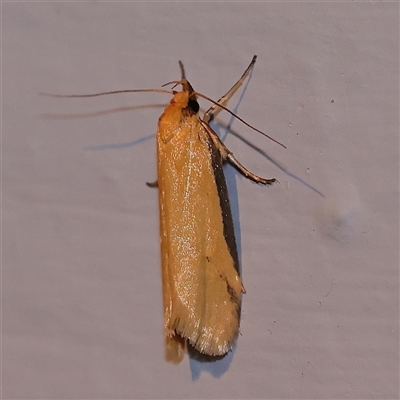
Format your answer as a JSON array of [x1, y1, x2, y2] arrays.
[[207, 136, 240, 277]]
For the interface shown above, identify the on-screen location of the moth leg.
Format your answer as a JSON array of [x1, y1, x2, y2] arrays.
[[146, 180, 158, 188], [201, 120, 276, 185], [226, 153, 276, 185], [203, 55, 257, 124]]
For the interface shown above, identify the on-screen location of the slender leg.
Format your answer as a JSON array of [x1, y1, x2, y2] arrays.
[[200, 120, 276, 185], [226, 153, 276, 185], [203, 55, 257, 124], [146, 180, 158, 188]]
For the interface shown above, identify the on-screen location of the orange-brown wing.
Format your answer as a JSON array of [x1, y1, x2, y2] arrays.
[[157, 116, 243, 359]]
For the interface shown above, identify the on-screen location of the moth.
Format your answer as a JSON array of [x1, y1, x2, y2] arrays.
[[43, 56, 285, 363], [154, 56, 283, 363]]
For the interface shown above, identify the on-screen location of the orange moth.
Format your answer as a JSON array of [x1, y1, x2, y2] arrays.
[[44, 56, 285, 363]]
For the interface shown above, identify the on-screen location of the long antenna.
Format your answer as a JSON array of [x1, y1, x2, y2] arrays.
[[194, 91, 286, 148], [39, 88, 174, 98], [41, 60, 286, 149]]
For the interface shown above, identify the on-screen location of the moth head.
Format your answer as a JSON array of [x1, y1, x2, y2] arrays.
[[162, 61, 200, 116], [169, 78, 199, 115]]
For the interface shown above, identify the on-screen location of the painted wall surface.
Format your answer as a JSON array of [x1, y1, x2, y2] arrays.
[[2, 2, 398, 398]]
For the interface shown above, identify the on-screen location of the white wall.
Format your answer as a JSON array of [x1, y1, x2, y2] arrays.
[[3, 2, 398, 398]]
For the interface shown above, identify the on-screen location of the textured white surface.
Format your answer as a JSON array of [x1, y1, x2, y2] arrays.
[[3, 2, 398, 398]]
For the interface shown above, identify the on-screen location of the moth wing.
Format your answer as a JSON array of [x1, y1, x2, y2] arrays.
[[158, 119, 243, 357]]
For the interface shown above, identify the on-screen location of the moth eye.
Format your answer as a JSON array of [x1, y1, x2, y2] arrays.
[[188, 98, 200, 114]]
